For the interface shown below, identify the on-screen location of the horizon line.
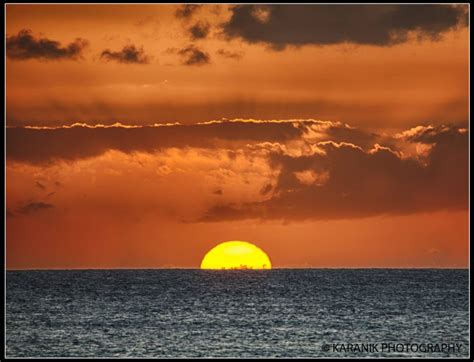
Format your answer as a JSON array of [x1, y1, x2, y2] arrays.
[[5, 266, 469, 272]]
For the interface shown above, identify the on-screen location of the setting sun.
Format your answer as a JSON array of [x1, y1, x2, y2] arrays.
[[200, 241, 272, 270]]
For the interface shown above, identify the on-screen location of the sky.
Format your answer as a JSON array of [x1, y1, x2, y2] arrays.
[[6, 4, 469, 269]]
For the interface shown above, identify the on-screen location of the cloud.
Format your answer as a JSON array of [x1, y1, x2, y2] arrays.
[[7, 120, 468, 223], [178, 45, 210, 66], [17, 201, 54, 215], [6, 120, 307, 164], [189, 21, 211, 40], [300, 121, 380, 150], [175, 4, 202, 20], [6, 120, 468, 222], [6, 29, 88, 60], [395, 124, 462, 144], [222, 5, 468, 49], [199, 124, 468, 221], [260, 183, 273, 196], [35, 181, 46, 190], [216, 49, 244, 60], [100, 45, 150, 64]]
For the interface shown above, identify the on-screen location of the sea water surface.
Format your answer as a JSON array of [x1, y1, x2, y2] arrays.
[[6, 269, 469, 357]]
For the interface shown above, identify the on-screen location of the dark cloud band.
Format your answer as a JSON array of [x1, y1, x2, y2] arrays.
[[222, 5, 468, 49], [6, 121, 305, 164]]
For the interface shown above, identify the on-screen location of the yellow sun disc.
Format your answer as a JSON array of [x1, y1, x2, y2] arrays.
[[200, 241, 272, 270]]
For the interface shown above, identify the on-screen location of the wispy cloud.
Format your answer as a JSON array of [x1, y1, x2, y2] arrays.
[[216, 49, 244, 60], [17, 201, 54, 215]]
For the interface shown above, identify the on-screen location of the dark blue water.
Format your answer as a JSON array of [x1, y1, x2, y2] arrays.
[[6, 269, 469, 357]]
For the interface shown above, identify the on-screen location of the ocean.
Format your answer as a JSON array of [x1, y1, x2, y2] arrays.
[[6, 269, 469, 358]]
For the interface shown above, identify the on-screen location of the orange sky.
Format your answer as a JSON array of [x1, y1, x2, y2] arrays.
[[6, 4, 469, 269]]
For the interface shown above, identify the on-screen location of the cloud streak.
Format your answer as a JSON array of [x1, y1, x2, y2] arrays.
[[8, 120, 460, 166], [216, 48, 244, 60], [17, 201, 54, 215]]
